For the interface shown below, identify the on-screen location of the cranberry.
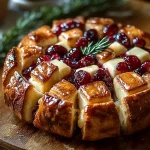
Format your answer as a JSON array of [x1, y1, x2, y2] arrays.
[[46, 45, 67, 57], [64, 70, 75, 84], [134, 67, 145, 76], [51, 53, 61, 60], [79, 55, 95, 67], [132, 37, 146, 48], [108, 35, 116, 42], [119, 53, 127, 58], [54, 21, 84, 36], [36, 55, 50, 65], [74, 70, 92, 88], [63, 58, 80, 69], [103, 24, 118, 36], [22, 64, 36, 80], [84, 29, 98, 42], [141, 61, 150, 72], [64, 48, 82, 60], [93, 68, 107, 81], [125, 55, 141, 70], [116, 62, 130, 74], [116, 32, 130, 48], [76, 37, 88, 48]]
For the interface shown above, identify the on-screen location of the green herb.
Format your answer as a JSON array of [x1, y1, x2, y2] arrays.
[[0, 0, 125, 62], [81, 37, 111, 55]]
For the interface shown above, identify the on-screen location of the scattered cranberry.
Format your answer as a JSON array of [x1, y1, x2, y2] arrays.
[[116, 32, 130, 48], [51, 53, 61, 60], [64, 70, 75, 84], [93, 68, 107, 81], [64, 48, 82, 60], [54, 21, 84, 36], [74, 70, 92, 88], [76, 37, 88, 48], [125, 55, 141, 70], [134, 67, 145, 76], [103, 24, 118, 36], [36, 55, 50, 65], [84, 29, 98, 42], [141, 61, 150, 72], [22, 64, 36, 80], [132, 37, 146, 48], [116, 62, 130, 74], [63, 58, 80, 69], [79, 55, 95, 67], [108, 35, 116, 42], [46, 45, 67, 57], [119, 53, 127, 58]]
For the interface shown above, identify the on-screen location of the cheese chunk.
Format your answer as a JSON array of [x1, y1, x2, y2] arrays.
[[76, 65, 99, 77], [58, 28, 83, 48], [109, 42, 127, 57], [103, 58, 124, 78], [34, 80, 78, 138], [126, 47, 150, 62], [78, 81, 120, 141], [29, 62, 60, 93], [51, 59, 71, 79]]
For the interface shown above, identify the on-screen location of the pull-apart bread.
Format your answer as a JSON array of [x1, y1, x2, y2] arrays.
[[2, 16, 150, 141]]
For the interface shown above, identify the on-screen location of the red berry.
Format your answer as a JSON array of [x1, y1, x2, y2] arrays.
[[125, 55, 141, 70], [63, 58, 80, 69], [54, 21, 84, 36], [108, 35, 116, 42], [134, 67, 145, 76], [46, 45, 67, 57], [64, 48, 82, 60], [79, 55, 95, 67], [132, 37, 146, 48], [51, 53, 61, 60], [116, 62, 130, 73], [93, 68, 107, 81], [37, 55, 50, 65], [116, 32, 130, 48], [103, 24, 118, 36], [142, 61, 150, 72], [84, 29, 98, 42], [22, 64, 36, 80], [76, 37, 88, 48], [74, 70, 92, 88]]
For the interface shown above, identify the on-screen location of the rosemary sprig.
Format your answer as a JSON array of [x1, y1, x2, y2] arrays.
[[81, 37, 111, 55]]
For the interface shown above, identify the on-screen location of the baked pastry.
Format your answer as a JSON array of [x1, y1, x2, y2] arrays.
[[2, 16, 150, 141]]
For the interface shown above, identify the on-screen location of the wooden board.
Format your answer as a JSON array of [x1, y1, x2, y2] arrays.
[[1, 1, 150, 149]]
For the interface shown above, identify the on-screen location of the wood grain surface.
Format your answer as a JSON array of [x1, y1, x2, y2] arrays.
[[1, 0, 150, 150]]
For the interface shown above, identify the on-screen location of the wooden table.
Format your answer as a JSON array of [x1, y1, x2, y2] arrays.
[[0, 0, 150, 150]]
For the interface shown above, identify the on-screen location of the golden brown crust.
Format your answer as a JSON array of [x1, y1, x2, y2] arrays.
[[33, 93, 74, 138], [142, 72, 150, 84], [79, 81, 111, 104], [122, 89, 150, 134], [49, 79, 77, 102], [58, 28, 83, 48], [30, 62, 58, 82], [2, 47, 22, 88], [20, 45, 44, 70], [4, 71, 30, 118], [81, 101, 120, 141], [96, 49, 115, 64], [116, 72, 147, 92], [18, 25, 57, 48]]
